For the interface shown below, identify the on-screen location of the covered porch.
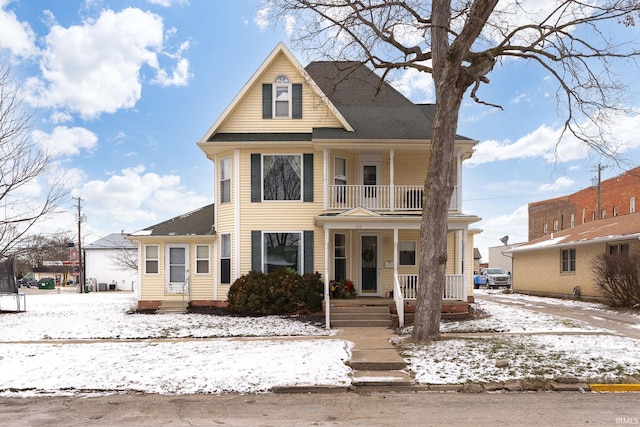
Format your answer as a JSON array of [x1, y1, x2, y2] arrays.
[[317, 208, 478, 329]]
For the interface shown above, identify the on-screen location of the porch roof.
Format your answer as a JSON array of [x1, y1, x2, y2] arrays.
[[315, 209, 480, 230]]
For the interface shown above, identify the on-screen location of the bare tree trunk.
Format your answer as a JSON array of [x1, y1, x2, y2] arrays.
[[412, 0, 466, 342]]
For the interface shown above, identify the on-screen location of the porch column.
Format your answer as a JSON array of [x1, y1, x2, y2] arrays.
[[393, 228, 398, 289], [234, 149, 241, 279], [324, 226, 330, 329], [323, 148, 329, 211], [390, 149, 395, 211], [456, 150, 462, 211], [462, 227, 468, 301]]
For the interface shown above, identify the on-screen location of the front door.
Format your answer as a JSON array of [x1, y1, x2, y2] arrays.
[[166, 244, 189, 294], [360, 234, 380, 295]]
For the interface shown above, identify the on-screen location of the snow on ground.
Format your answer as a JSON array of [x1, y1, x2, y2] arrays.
[[1, 290, 639, 395]]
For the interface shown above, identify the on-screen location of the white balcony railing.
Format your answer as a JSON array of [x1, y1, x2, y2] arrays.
[[328, 185, 459, 211], [393, 274, 466, 328], [396, 274, 465, 301]]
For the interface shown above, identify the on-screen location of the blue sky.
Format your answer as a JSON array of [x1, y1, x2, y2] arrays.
[[1, 0, 639, 261]]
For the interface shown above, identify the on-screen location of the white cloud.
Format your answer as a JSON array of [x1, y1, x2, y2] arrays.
[[0, 0, 37, 58], [538, 176, 575, 192], [147, 0, 188, 6], [32, 126, 98, 157], [23, 7, 190, 119], [77, 165, 209, 230], [48, 111, 74, 124], [468, 111, 640, 166], [391, 67, 435, 103], [255, 6, 270, 30]]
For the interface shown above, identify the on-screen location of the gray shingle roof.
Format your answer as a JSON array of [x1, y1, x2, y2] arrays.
[[86, 233, 136, 250], [135, 204, 215, 236], [305, 61, 473, 141]]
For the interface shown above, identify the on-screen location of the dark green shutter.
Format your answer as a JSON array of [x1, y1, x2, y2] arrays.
[[251, 231, 262, 272], [304, 230, 314, 274], [262, 84, 272, 119], [292, 84, 302, 119], [303, 153, 313, 202], [251, 154, 261, 202]]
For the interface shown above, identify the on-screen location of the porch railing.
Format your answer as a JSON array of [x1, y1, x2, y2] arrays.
[[328, 185, 458, 211], [394, 274, 466, 328]]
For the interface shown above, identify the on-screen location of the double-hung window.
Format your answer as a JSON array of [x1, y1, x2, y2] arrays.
[[145, 245, 159, 274], [399, 241, 417, 266], [262, 75, 302, 119], [220, 157, 231, 203], [263, 155, 301, 201], [561, 249, 576, 273], [195, 245, 210, 274], [221, 234, 231, 284], [334, 233, 346, 282], [264, 232, 301, 273]]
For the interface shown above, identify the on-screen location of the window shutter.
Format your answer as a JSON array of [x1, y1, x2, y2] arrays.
[[304, 230, 314, 274], [303, 153, 313, 202], [262, 84, 272, 119], [292, 84, 302, 119], [251, 154, 261, 202], [251, 231, 262, 271]]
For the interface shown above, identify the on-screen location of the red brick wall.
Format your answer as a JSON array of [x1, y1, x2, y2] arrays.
[[528, 167, 640, 240]]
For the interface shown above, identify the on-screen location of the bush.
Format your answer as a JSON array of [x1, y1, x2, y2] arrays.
[[591, 251, 640, 307], [227, 268, 324, 315]]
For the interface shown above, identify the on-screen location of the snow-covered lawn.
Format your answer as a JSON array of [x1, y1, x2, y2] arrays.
[[1, 290, 639, 395]]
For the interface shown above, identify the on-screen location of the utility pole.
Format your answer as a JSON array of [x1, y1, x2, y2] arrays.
[[594, 164, 608, 220], [73, 196, 84, 293]]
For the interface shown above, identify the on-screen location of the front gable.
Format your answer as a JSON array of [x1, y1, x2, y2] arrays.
[[201, 43, 351, 142]]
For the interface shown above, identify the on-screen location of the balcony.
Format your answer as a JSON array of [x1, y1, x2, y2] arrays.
[[327, 185, 459, 211]]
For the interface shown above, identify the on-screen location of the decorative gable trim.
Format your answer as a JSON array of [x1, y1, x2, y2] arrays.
[[200, 42, 352, 142]]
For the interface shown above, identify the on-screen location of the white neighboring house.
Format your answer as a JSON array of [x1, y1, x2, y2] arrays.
[[488, 242, 524, 274], [84, 233, 137, 293]]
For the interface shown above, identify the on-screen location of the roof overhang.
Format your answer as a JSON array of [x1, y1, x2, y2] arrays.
[[508, 233, 640, 254]]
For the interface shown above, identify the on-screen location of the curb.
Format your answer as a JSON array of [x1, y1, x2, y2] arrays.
[[589, 384, 640, 392]]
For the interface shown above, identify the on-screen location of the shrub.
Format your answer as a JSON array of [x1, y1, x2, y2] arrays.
[[227, 268, 323, 315], [591, 251, 640, 307]]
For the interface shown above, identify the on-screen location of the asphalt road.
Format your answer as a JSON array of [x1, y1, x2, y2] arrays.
[[1, 392, 638, 426]]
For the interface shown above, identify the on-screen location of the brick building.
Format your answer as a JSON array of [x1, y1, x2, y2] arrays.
[[528, 166, 639, 240]]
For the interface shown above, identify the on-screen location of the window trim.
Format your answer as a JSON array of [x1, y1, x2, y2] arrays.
[[334, 233, 347, 282], [561, 248, 576, 273], [398, 241, 417, 266], [262, 154, 303, 202], [220, 156, 231, 203], [221, 234, 231, 284], [144, 245, 159, 275], [608, 243, 630, 256], [195, 244, 210, 275], [631, 197, 636, 214], [263, 231, 302, 274], [271, 74, 293, 119]]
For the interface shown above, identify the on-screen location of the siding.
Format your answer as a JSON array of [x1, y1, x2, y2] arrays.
[[217, 54, 343, 133]]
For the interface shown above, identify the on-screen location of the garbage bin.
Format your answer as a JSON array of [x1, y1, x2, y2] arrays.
[[37, 277, 55, 290], [108, 284, 116, 291]]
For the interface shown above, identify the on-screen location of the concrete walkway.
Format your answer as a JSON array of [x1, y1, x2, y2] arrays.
[[333, 327, 417, 390]]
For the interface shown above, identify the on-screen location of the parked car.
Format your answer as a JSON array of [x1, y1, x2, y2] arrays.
[[480, 268, 512, 288], [473, 270, 487, 289], [17, 277, 37, 288]]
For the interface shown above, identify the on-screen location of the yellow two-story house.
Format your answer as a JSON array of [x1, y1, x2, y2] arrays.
[[131, 43, 481, 323]]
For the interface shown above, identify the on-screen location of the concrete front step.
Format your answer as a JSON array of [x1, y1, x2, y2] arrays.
[[158, 301, 189, 314], [351, 370, 415, 387], [331, 305, 390, 313], [332, 319, 391, 328], [348, 349, 407, 371]]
